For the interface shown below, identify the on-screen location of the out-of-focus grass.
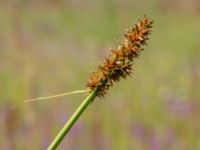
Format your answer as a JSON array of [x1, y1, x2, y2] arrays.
[[0, 0, 200, 149]]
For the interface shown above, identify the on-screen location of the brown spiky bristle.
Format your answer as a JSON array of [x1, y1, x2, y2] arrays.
[[86, 17, 153, 97]]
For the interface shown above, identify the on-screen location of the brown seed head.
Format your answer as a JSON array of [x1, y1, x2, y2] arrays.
[[86, 17, 153, 97]]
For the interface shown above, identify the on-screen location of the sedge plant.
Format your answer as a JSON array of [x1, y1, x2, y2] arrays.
[[36, 17, 153, 150]]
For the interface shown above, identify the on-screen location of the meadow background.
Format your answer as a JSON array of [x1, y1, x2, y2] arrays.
[[0, 0, 200, 149]]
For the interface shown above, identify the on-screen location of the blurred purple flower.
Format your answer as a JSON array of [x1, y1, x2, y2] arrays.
[[149, 133, 160, 150], [132, 123, 147, 142], [165, 99, 195, 118], [132, 123, 176, 150]]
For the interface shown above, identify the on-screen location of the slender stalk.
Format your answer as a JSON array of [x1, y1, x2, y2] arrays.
[[47, 90, 97, 150]]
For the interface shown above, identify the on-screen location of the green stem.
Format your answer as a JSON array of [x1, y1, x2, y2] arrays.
[[47, 90, 97, 150]]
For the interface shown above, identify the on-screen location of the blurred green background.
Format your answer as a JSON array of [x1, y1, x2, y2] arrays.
[[0, 0, 200, 149]]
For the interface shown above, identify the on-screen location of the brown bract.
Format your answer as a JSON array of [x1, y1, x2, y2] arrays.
[[86, 17, 153, 97]]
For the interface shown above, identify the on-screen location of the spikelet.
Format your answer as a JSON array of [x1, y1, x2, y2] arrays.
[[86, 17, 153, 97]]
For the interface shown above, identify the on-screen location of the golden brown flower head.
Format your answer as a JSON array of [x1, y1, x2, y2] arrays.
[[86, 17, 153, 97]]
